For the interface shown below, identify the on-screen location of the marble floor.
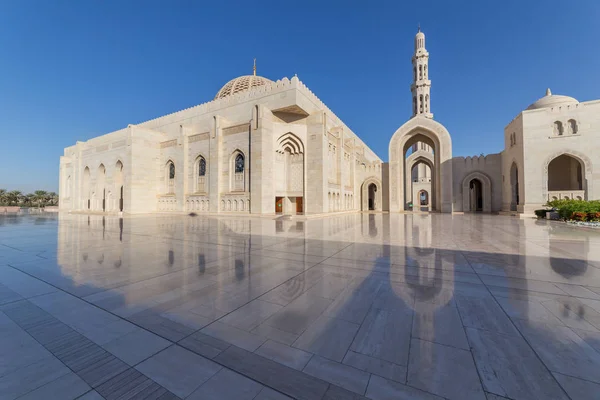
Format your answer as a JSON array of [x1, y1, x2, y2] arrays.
[[1, 212, 600, 400]]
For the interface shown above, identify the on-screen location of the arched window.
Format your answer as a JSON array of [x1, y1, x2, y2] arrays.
[[568, 119, 578, 135], [425, 94, 429, 112], [166, 161, 175, 194], [199, 158, 206, 176], [554, 121, 564, 136], [235, 154, 244, 173], [413, 97, 417, 115], [419, 95, 424, 113], [424, 65, 427, 78], [413, 66, 417, 81], [419, 65, 422, 79], [196, 156, 207, 193], [231, 152, 245, 191]]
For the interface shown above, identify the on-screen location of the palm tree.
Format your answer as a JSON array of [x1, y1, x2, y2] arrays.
[[48, 192, 58, 206], [33, 190, 47, 208], [0, 189, 6, 206], [24, 193, 34, 207], [7, 190, 23, 206]]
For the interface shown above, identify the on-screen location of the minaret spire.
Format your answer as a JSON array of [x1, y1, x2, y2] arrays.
[[253, 58, 256, 76], [411, 28, 433, 119]]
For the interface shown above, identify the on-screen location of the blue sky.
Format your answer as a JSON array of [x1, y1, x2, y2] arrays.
[[1, 1, 599, 192]]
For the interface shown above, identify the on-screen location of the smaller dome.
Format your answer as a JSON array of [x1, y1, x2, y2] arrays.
[[526, 88, 579, 110], [215, 75, 273, 99]]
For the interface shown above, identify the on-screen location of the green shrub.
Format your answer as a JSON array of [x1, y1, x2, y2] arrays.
[[546, 199, 600, 220], [534, 209, 548, 218]]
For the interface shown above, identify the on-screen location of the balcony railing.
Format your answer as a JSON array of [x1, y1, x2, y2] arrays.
[[547, 190, 585, 201]]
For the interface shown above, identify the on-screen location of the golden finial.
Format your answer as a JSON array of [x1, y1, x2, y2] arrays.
[[253, 58, 256, 76]]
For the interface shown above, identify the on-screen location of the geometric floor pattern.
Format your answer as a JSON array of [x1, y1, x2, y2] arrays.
[[1, 212, 600, 400]]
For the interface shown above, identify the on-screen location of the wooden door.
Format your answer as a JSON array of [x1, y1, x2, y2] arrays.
[[296, 197, 303, 214], [275, 197, 283, 213]]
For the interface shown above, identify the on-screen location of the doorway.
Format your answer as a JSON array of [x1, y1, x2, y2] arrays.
[[102, 189, 106, 212], [275, 197, 284, 214], [296, 197, 303, 214], [469, 179, 483, 212], [368, 184, 377, 211]]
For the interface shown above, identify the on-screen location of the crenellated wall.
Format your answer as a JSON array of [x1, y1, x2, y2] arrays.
[[452, 153, 503, 212]]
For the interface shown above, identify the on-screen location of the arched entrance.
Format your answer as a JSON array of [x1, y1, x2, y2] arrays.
[[510, 162, 519, 211], [462, 171, 492, 213], [97, 164, 106, 211], [115, 160, 124, 212], [83, 167, 90, 210], [368, 184, 377, 210], [406, 152, 434, 212], [361, 177, 383, 211], [389, 117, 453, 212], [469, 179, 482, 211], [418, 190, 429, 206]]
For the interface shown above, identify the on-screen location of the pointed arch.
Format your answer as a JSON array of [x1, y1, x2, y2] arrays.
[[544, 150, 592, 200], [389, 117, 453, 212], [461, 171, 492, 212], [230, 150, 246, 192], [165, 160, 175, 194], [194, 154, 208, 193], [361, 176, 383, 211]]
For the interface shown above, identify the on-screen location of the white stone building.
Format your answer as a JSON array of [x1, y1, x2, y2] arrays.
[[59, 29, 599, 216], [59, 62, 384, 215]]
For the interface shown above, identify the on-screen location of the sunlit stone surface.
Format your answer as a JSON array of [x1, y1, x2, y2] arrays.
[[1, 212, 600, 399]]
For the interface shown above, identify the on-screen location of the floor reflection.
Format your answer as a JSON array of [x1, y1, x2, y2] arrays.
[[1, 212, 600, 400]]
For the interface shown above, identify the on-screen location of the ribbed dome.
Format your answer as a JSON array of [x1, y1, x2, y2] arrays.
[[215, 75, 273, 99], [526, 88, 579, 110]]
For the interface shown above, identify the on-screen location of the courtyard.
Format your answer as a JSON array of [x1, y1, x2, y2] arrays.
[[1, 212, 600, 400]]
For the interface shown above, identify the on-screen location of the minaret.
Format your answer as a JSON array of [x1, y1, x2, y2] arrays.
[[411, 26, 433, 119]]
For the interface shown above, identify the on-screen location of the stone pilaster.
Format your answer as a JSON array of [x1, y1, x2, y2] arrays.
[[306, 112, 327, 214], [250, 105, 274, 214], [209, 116, 223, 213]]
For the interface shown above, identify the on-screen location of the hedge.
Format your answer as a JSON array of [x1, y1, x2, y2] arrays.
[[546, 199, 600, 221]]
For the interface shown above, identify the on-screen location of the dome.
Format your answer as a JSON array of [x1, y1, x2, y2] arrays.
[[215, 75, 273, 99], [526, 88, 579, 110]]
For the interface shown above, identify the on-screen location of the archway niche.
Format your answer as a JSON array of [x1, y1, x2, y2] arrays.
[[548, 154, 583, 191], [407, 156, 434, 212], [83, 167, 91, 210], [389, 118, 453, 212], [97, 164, 106, 211], [115, 160, 124, 212], [418, 190, 429, 206], [462, 171, 492, 213], [361, 177, 383, 211]]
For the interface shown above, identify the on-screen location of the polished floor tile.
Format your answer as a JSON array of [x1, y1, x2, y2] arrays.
[[3, 212, 600, 399]]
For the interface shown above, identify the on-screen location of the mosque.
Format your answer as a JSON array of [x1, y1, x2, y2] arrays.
[[58, 29, 600, 216]]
